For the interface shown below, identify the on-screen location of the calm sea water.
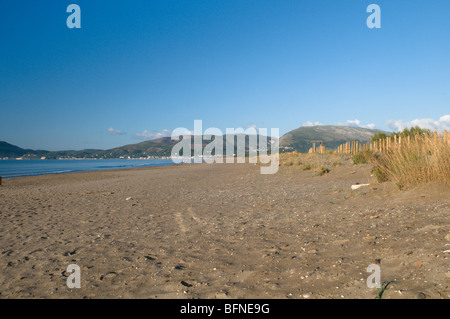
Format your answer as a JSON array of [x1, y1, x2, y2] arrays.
[[0, 159, 176, 179]]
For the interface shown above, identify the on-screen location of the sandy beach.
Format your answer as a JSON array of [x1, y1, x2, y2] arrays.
[[0, 161, 449, 299]]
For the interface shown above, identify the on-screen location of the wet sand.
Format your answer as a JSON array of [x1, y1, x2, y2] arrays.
[[0, 161, 449, 299]]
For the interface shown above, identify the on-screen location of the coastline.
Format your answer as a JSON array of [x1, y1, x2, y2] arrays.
[[0, 158, 177, 180]]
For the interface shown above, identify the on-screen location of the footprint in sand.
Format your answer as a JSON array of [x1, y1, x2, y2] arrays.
[[175, 212, 188, 234]]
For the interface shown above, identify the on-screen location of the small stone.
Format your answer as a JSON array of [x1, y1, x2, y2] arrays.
[[417, 292, 427, 299], [180, 281, 193, 287], [445, 234, 450, 242], [351, 184, 369, 190], [302, 292, 312, 299], [100, 272, 117, 281]]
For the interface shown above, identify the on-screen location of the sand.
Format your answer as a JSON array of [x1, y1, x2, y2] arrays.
[[0, 161, 449, 299]]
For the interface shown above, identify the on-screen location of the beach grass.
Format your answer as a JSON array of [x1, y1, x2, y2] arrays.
[[360, 132, 450, 188]]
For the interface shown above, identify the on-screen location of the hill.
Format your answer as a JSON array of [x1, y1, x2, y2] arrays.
[[0, 141, 43, 158], [105, 135, 274, 157], [279, 125, 386, 152], [2, 126, 384, 158], [0, 134, 274, 159], [105, 137, 178, 157]]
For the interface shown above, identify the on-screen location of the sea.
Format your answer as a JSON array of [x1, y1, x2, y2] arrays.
[[0, 159, 176, 179]]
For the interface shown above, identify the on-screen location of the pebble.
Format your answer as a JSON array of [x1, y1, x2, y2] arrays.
[[351, 184, 369, 190], [181, 281, 193, 287], [417, 292, 427, 299]]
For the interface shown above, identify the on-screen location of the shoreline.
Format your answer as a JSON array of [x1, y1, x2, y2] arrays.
[[0, 158, 179, 180]]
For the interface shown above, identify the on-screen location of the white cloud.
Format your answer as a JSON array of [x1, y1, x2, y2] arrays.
[[386, 115, 450, 132], [341, 119, 376, 129], [301, 120, 377, 129], [107, 127, 126, 135], [302, 121, 323, 127], [134, 129, 172, 140]]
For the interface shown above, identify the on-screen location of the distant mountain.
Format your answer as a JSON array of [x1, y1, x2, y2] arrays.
[[103, 135, 274, 157], [106, 137, 178, 157], [279, 125, 386, 152], [0, 134, 274, 159], [0, 141, 44, 158], [2, 126, 383, 158]]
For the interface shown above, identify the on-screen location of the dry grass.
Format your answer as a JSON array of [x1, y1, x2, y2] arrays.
[[371, 133, 450, 188], [280, 152, 351, 175], [281, 132, 450, 188]]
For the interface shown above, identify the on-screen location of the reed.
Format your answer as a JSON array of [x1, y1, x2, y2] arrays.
[[372, 132, 450, 187]]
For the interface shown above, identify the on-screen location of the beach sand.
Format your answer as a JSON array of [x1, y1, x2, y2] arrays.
[[0, 161, 449, 299]]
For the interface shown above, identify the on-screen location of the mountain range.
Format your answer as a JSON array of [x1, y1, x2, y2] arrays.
[[0, 125, 386, 159], [0, 135, 273, 159], [279, 125, 385, 152]]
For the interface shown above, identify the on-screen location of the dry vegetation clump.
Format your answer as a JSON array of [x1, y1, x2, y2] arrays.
[[375, 133, 449, 188], [279, 151, 304, 167], [281, 129, 449, 187], [351, 150, 378, 165], [280, 152, 351, 175], [356, 132, 450, 188]]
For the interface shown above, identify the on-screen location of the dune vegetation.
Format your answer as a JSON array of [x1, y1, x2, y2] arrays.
[[280, 127, 450, 188]]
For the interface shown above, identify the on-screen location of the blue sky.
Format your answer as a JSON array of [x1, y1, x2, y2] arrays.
[[1, 0, 449, 150]]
